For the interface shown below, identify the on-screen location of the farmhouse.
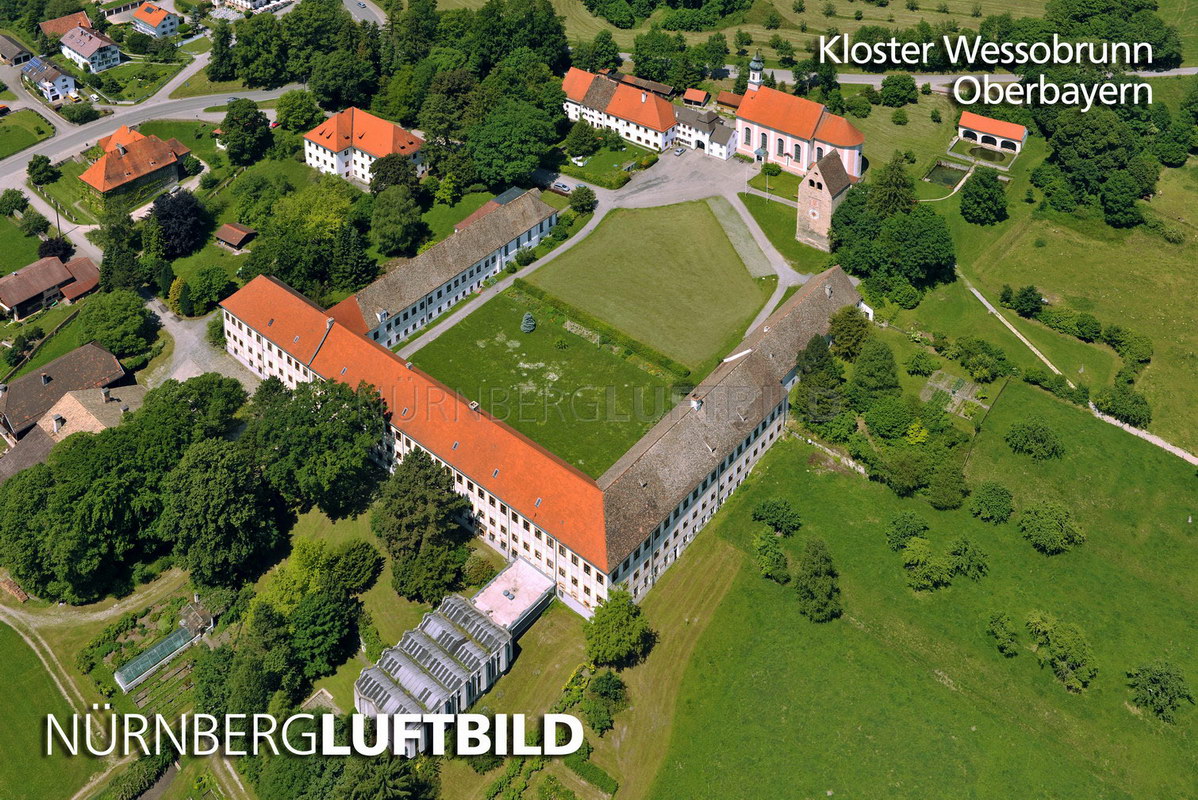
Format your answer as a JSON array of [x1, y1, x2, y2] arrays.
[[304, 106, 424, 184], [22, 58, 75, 102], [735, 52, 864, 178], [79, 126, 191, 197], [795, 150, 855, 251], [0, 342, 125, 444], [328, 189, 557, 348], [131, 2, 181, 38], [0, 255, 99, 319], [562, 67, 678, 151], [221, 265, 865, 615], [673, 106, 737, 160], [38, 10, 91, 38], [957, 110, 1028, 153], [59, 26, 120, 73], [0, 34, 31, 65]]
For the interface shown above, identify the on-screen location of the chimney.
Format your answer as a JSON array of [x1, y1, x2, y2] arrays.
[[0, 384, 7, 397], [101, 387, 111, 403], [116, 143, 126, 156], [641, 92, 647, 103], [690, 397, 703, 411], [326, 317, 335, 330], [52, 414, 65, 433], [40, 373, 50, 385]]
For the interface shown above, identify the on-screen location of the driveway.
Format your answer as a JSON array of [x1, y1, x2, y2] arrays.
[[142, 301, 261, 391]]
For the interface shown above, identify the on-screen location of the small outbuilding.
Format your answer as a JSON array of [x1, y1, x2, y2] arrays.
[[682, 87, 709, 107], [957, 111, 1028, 153], [215, 222, 256, 251], [0, 34, 31, 65], [716, 90, 742, 112]]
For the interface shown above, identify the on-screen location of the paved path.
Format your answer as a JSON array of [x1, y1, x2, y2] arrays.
[[142, 301, 262, 389]]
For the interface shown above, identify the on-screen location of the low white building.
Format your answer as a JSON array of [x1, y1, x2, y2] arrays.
[[59, 26, 120, 73], [131, 2, 180, 37], [562, 67, 677, 152], [672, 106, 738, 159], [303, 106, 423, 185], [21, 58, 75, 102]]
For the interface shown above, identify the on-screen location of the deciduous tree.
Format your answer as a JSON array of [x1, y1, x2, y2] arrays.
[[794, 538, 842, 621], [585, 588, 656, 667]]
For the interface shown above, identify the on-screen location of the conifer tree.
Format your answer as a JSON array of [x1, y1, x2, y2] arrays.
[[794, 538, 842, 622]]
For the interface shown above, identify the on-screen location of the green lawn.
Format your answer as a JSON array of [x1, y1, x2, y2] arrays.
[[0, 109, 53, 160], [558, 142, 652, 188], [103, 60, 185, 103], [648, 379, 1198, 799], [748, 167, 799, 200], [842, 85, 961, 178], [0, 215, 43, 273], [421, 191, 495, 244], [411, 291, 678, 477], [738, 192, 832, 273], [527, 201, 768, 372], [33, 160, 99, 225], [168, 70, 248, 99], [15, 312, 85, 378], [0, 623, 101, 800], [0, 84, 15, 101], [179, 36, 211, 54]]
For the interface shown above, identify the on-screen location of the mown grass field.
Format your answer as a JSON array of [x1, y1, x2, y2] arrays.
[[646, 379, 1198, 799], [527, 201, 769, 372], [0, 109, 53, 160], [0, 623, 101, 800], [422, 191, 495, 244], [168, 70, 248, 100], [411, 292, 678, 476], [0, 214, 43, 273], [738, 191, 832, 272], [34, 159, 99, 224]]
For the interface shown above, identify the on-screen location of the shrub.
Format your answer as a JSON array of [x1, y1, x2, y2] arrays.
[[891, 108, 908, 125], [520, 311, 536, 333], [752, 498, 801, 536], [1026, 611, 1096, 692], [206, 314, 226, 347], [885, 511, 928, 551], [1005, 418, 1064, 460], [569, 185, 597, 214], [969, 481, 1013, 523], [948, 537, 987, 580], [762, 162, 782, 177], [1018, 501, 1085, 554], [950, 337, 1012, 382], [463, 551, 497, 585], [987, 612, 1019, 657], [199, 172, 220, 190], [926, 457, 967, 510], [930, 108, 941, 123], [794, 538, 842, 621], [19, 209, 49, 236], [0, 188, 28, 216], [905, 350, 939, 376], [902, 537, 952, 591], [1022, 367, 1089, 407], [580, 695, 614, 734], [1093, 384, 1152, 428], [38, 236, 73, 259], [1127, 662, 1194, 723], [864, 394, 913, 438], [753, 529, 789, 583]]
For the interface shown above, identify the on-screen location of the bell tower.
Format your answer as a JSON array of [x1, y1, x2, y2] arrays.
[[748, 50, 764, 89]]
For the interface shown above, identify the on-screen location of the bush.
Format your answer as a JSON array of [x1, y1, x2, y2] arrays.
[[463, 551, 497, 585], [0, 188, 28, 216], [514, 247, 536, 267], [762, 162, 782, 177], [199, 172, 220, 190], [38, 236, 73, 259], [19, 209, 49, 236], [752, 498, 801, 536], [1004, 418, 1064, 460], [1022, 367, 1090, 407], [1018, 501, 1085, 554], [569, 185, 597, 214], [864, 395, 913, 438], [904, 350, 939, 376], [206, 313, 226, 347], [520, 311, 536, 332], [902, 537, 953, 591], [60, 102, 100, 124], [1093, 384, 1152, 428], [1127, 662, 1194, 723], [950, 337, 1012, 382], [987, 612, 1019, 657], [753, 529, 789, 583], [969, 481, 1012, 524], [1026, 611, 1096, 692], [885, 511, 927, 551], [947, 536, 987, 580], [891, 108, 909, 125]]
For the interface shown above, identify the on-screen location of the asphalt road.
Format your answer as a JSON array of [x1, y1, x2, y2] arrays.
[[342, 0, 384, 24]]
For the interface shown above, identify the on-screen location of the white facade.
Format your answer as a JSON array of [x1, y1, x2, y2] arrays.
[[60, 37, 119, 72], [564, 98, 676, 152], [304, 137, 423, 185], [132, 8, 180, 37], [25, 67, 75, 101]]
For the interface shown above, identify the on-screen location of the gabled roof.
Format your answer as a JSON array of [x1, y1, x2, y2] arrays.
[[0, 342, 124, 437], [39, 11, 91, 38], [958, 111, 1028, 142], [98, 125, 146, 153], [0, 34, 29, 60], [215, 222, 255, 248], [567, 68, 677, 133], [60, 26, 117, 59], [683, 88, 709, 104], [132, 2, 174, 27], [79, 134, 189, 193], [38, 384, 146, 442], [61, 256, 100, 300], [218, 275, 335, 365], [22, 58, 67, 85], [562, 67, 596, 103], [738, 84, 825, 139], [716, 90, 742, 108], [809, 150, 852, 197], [813, 110, 864, 147], [304, 107, 423, 160], [0, 257, 72, 309]]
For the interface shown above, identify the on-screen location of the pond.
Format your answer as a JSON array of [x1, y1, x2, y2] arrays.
[[967, 146, 1009, 163], [925, 163, 969, 187]]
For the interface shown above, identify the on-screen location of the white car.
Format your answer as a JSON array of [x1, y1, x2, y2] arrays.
[[552, 181, 571, 193], [674, 147, 685, 157]]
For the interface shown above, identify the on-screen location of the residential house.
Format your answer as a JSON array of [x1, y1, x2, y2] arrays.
[[60, 26, 120, 73], [0, 342, 125, 444], [0, 256, 100, 320], [795, 150, 855, 251], [327, 189, 557, 348], [734, 52, 864, 178], [21, 58, 75, 102], [220, 266, 867, 615], [562, 67, 678, 151], [38, 10, 91, 38], [0, 384, 146, 485], [79, 125, 191, 197], [0, 34, 31, 65], [957, 110, 1028, 153], [131, 2, 181, 38], [672, 106, 737, 160], [303, 107, 423, 184]]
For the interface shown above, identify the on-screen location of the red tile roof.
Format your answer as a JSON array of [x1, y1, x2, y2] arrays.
[[222, 275, 611, 569], [215, 222, 255, 248], [958, 111, 1028, 142], [60, 257, 99, 301], [79, 134, 189, 193], [38, 11, 90, 37], [132, 2, 173, 27], [814, 112, 864, 147], [304, 107, 423, 160], [737, 84, 825, 140], [562, 67, 596, 103], [98, 125, 145, 153], [716, 91, 742, 108], [605, 82, 676, 132], [683, 88, 709, 104]]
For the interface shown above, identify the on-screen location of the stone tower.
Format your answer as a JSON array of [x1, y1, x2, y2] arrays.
[[795, 150, 853, 252]]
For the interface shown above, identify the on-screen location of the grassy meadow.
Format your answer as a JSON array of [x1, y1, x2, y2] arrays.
[[0, 109, 53, 160]]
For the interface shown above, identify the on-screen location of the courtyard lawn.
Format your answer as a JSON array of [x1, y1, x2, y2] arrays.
[[34, 159, 99, 224], [841, 85, 961, 178], [15, 312, 86, 378], [737, 192, 831, 273], [747, 167, 799, 200], [558, 142, 652, 188], [0, 623, 101, 800], [0, 215, 43, 273], [527, 201, 768, 372], [0, 109, 53, 160], [421, 191, 495, 244], [411, 292, 678, 477], [138, 119, 224, 175], [646, 379, 1198, 800]]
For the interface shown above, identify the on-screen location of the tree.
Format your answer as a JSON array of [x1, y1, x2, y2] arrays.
[[157, 440, 281, 587], [1018, 501, 1085, 555], [1127, 662, 1194, 723], [969, 481, 1013, 524], [794, 538, 841, 622], [151, 190, 208, 258], [207, 19, 235, 81], [78, 289, 159, 358], [891, 108, 908, 125], [987, 613, 1019, 657], [753, 529, 789, 583], [372, 184, 424, 256], [221, 99, 272, 166], [879, 73, 918, 106], [1093, 384, 1152, 428], [309, 50, 377, 110], [276, 89, 325, 132], [291, 590, 359, 680], [38, 237, 73, 260], [27, 154, 59, 185], [233, 13, 288, 87], [18, 209, 48, 236], [948, 537, 988, 580], [885, 511, 928, 551], [584, 589, 655, 667], [905, 350, 939, 376], [1005, 418, 1064, 460], [864, 394, 913, 439], [97, 209, 141, 291], [520, 311, 536, 333], [466, 99, 556, 185], [1011, 284, 1042, 318], [902, 537, 953, 591], [0, 188, 28, 216], [846, 338, 900, 410], [567, 186, 597, 216], [1026, 611, 1096, 692], [189, 264, 234, 314], [867, 152, 915, 218], [959, 167, 1008, 225], [329, 540, 384, 595], [564, 120, 600, 158], [734, 29, 752, 55], [370, 153, 420, 196], [329, 222, 378, 291], [371, 448, 470, 602], [926, 456, 967, 510], [827, 305, 870, 360], [60, 102, 99, 124], [752, 498, 801, 536]]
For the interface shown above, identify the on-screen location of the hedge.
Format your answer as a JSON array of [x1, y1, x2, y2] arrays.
[[94, 750, 172, 800], [513, 279, 691, 379], [1022, 366, 1089, 407], [564, 750, 619, 795]]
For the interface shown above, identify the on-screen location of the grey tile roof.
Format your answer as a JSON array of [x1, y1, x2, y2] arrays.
[[22, 58, 66, 84], [0, 34, 29, 60], [60, 26, 117, 59], [0, 426, 53, 485], [349, 190, 556, 327], [0, 342, 124, 437], [598, 267, 859, 566], [813, 150, 852, 197], [580, 74, 618, 112]]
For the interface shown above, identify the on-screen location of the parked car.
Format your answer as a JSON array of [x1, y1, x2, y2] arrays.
[[674, 147, 685, 157], [552, 181, 571, 193], [0, 105, 8, 117], [269, 120, 280, 128], [88, 94, 99, 102]]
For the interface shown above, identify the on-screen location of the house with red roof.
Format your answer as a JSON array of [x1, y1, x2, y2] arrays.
[[562, 67, 679, 152], [131, 2, 180, 38], [734, 52, 864, 178], [957, 111, 1028, 154], [79, 125, 190, 196], [303, 107, 424, 184]]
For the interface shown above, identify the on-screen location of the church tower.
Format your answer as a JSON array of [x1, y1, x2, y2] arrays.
[[748, 50, 763, 89]]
